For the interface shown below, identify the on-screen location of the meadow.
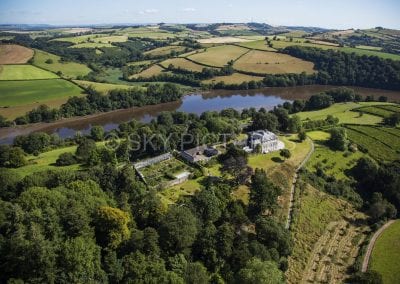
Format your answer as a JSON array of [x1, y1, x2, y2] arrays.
[[33, 49, 91, 78], [187, 45, 249, 67], [0, 44, 34, 64], [131, 64, 169, 79], [355, 105, 400, 118], [235, 40, 277, 51], [233, 50, 315, 74], [0, 64, 59, 80], [370, 220, 400, 284], [73, 80, 141, 94], [144, 45, 187, 57]]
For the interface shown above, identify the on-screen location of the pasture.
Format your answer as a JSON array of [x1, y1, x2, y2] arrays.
[[287, 184, 369, 283], [202, 73, 264, 84], [73, 80, 142, 94], [355, 105, 400, 118], [236, 40, 276, 51], [160, 57, 208, 72], [340, 47, 400, 61], [0, 44, 34, 64], [0, 64, 58, 80], [0, 79, 83, 118], [306, 131, 365, 180], [296, 102, 384, 125], [70, 42, 114, 48], [370, 220, 400, 284], [188, 45, 248, 67], [144, 45, 187, 57], [131, 64, 169, 79], [33, 49, 91, 78], [233, 50, 315, 74], [198, 37, 251, 44]]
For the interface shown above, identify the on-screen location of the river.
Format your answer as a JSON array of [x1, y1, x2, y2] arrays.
[[1, 85, 399, 144]]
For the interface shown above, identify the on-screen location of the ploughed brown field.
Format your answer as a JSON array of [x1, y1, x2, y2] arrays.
[[0, 44, 34, 64]]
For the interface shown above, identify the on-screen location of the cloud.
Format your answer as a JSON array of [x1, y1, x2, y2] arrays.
[[139, 9, 159, 15], [182, 7, 196, 12]]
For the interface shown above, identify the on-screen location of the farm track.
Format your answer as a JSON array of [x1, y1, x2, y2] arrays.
[[285, 138, 314, 229], [361, 220, 396, 272]]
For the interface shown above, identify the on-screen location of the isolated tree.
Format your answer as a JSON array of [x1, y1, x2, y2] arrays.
[[280, 149, 291, 160], [75, 138, 97, 163], [384, 113, 400, 126], [298, 130, 307, 142], [328, 127, 348, 151], [56, 152, 76, 166], [91, 125, 105, 141]]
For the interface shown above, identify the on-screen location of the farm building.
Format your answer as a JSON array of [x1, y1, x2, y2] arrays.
[[181, 145, 219, 163], [244, 130, 284, 153]]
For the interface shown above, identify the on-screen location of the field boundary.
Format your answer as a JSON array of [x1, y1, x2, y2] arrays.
[[361, 220, 396, 272]]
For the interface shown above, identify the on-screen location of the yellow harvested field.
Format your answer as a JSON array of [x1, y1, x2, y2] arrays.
[[198, 37, 251, 44], [234, 50, 315, 74], [144, 45, 187, 57], [0, 44, 34, 64], [202, 73, 264, 84], [131, 64, 169, 79], [188, 45, 248, 67], [160, 58, 209, 72]]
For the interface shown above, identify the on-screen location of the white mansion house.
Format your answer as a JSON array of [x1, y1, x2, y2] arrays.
[[244, 130, 285, 154]]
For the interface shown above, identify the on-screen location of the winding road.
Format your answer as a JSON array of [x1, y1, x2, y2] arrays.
[[361, 220, 396, 272], [285, 138, 315, 230]]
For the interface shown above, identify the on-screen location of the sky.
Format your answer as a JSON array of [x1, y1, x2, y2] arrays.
[[0, 0, 399, 29]]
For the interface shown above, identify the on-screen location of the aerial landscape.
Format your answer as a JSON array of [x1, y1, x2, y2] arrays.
[[0, 0, 400, 283]]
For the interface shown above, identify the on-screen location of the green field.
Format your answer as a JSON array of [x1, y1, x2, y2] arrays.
[[297, 103, 384, 125], [345, 126, 400, 161], [73, 80, 143, 94], [236, 40, 277, 51], [131, 64, 170, 79], [233, 50, 315, 75], [187, 45, 248, 67], [355, 105, 400, 118], [340, 47, 400, 60], [160, 57, 208, 72], [0, 79, 83, 108], [10, 145, 79, 177], [0, 64, 59, 80], [33, 49, 91, 78], [144, 45, 187, 57], [370, 220, 400, 284], [203, 73, 264, 84], [306, 130, 365, 180]]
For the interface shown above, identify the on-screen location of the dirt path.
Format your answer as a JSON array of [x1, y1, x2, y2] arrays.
[[361, 220, 396, 272], [285, 138, 315, 229]]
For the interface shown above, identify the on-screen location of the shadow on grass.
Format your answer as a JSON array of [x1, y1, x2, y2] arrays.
[[272, 157, 284, 163]]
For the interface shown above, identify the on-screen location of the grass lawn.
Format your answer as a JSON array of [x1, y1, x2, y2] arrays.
[[202, 73, 264, 84], [296, 102, 384, 125], [234, 50, 315, 75], [160, 57, 209, 72], [33, 49, 91, 78], [370, 220, 400, 284], [188, 45, 249, 67], [0, 64, 59, 80], [287, 184, 369, 283]]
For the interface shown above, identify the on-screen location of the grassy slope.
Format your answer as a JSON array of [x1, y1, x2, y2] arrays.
[[188, 45, 249, 67], [296, 102, 385, 125], [287, 184, 369, 283], [233, 50, 315, 75], [144, 46, 187, 57], [33, 49, 91, 78], [202, 73, 264, 84], [0, 44, 34, 64], [160, 58, 208, 72], [370, 220, 400, 284], [73, 80, 142, 94], [0, 64, 59, 80]]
